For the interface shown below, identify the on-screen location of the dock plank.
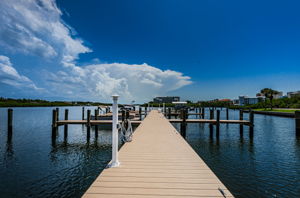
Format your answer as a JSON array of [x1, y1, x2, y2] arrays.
[[82, 110, 234, 198]]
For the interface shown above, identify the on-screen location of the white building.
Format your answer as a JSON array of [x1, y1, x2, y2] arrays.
[[238, 96, 263, 106], [287, 91, 300, 98]]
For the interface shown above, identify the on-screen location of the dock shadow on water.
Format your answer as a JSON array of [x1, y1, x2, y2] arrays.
[[0, 107, 300, 197]]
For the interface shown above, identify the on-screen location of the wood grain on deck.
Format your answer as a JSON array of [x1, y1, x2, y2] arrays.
[[82, 110, 234, 198]]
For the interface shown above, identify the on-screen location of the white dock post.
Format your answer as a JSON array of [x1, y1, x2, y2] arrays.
[[108, 95, 120, 168]]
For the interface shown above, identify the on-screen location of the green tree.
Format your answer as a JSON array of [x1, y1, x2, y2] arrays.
[[260, 88, 279, 110]]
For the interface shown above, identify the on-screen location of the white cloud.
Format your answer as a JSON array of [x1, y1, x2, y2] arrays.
[[0, 0, 192, 102], [0, 55, 40, 90], [0, 0, 90, 65], [47, 63, 192, 102]]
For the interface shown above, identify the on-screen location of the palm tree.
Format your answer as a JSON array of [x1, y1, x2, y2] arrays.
[[260, 88, 279, 110]]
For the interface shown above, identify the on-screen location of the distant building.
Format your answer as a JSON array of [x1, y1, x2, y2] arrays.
[[233, 99, 239, 105], [239, 96, 263, 106], [153, 96, 180, 103], [287, 91, 300, 98], [274, 91, 283, 99]]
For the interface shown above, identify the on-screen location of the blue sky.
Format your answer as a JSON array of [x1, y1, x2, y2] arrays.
[[0, 0, 300, 103]]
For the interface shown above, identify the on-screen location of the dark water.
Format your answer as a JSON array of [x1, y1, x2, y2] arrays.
[[173, 109, 300, 198], [0, 106, 114, 198], [0, 107, 300, 197]]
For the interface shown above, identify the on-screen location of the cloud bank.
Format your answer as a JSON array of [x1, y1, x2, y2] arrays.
[[0, 0, 90, 66], [0, 0, 192, 102], [48, 63, 192, 102], [0, 55, 40, 89]]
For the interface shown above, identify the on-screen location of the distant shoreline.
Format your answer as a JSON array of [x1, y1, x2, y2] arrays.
[[0, 98, 110, 108], [247, 110, 295, 118]]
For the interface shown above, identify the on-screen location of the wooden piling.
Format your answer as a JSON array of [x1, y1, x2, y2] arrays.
[[126, 110, 130, 120], [202, 107, 205, 119], [64, 109, 68, 137], [295, 111, 300, 136], [145, 106, 148, 116], [139, 107, 142, 120], [121, 110, 125, 122], [95, 109, 98, 137], [180, 109, 187, 137], [52, 109, 57, 138], [226, 108, 229, 120], [209, 109, 214, 135], [249, 110, 254, 138], [82, 107, 85, 120], [239, 109, 243, 135], [7, 108, 13, 138], [168, 108, 171, 119], [125, 110, 130, 129], [56, 107, 59, 121], [87, 109, 91, 137], [216, 110, 220, 137]]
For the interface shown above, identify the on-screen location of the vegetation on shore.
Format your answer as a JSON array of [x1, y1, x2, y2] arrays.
[[143, 96, 300, 112], [2, 95, 300, 111], [253, 109, 297, 113], [0, 97, 110, 107], [242, 96, 300, 110]]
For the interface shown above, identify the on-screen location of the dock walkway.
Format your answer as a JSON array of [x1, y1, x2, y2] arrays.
[[83, 110, 234, 198]]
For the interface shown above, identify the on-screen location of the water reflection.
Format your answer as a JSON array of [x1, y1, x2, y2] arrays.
[[0, 107, 299, 198], [183, 109, 299, 198], [5, 137, 14, 159]]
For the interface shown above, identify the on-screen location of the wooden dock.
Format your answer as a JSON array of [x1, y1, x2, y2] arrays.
[[82, 110, 234, 198], [56, 120, 142, 126], [169, 119, 252, 125], [56, 119, 250, 126]]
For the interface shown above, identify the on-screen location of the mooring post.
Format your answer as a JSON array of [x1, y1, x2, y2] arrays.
[[163, 103, 166, 114], [249, 110, 254, 138], [139, 107, 142, 120], [52, 109, 57, 139], [82, 107, 85, 120], [7, 108, 13, 138], [216, 110, 220, 138], [226, 108, 229, 120], [209, 109, 214, 135], [87, 109, 91, 138], [145, 106, 148, 116], [202, 108, 205, 119], [126, 110, 129, 120], [109, 95, 120, 168], [64, 109, 68, 138], [180, 109, 187, 138], [296, 111, 300, 136], [121, 110, 125, 122], [168, 108, 171, 119], [125, 110, 129, 130], [55, 107, 59, 121], [95, 109, 98, 138], [239, 109, 243, 135]]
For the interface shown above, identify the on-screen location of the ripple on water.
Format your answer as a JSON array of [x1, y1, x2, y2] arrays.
[[0, 107, 300, 197]]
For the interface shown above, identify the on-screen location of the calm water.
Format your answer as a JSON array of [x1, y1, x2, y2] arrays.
[[0, 107, 300, 197]]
